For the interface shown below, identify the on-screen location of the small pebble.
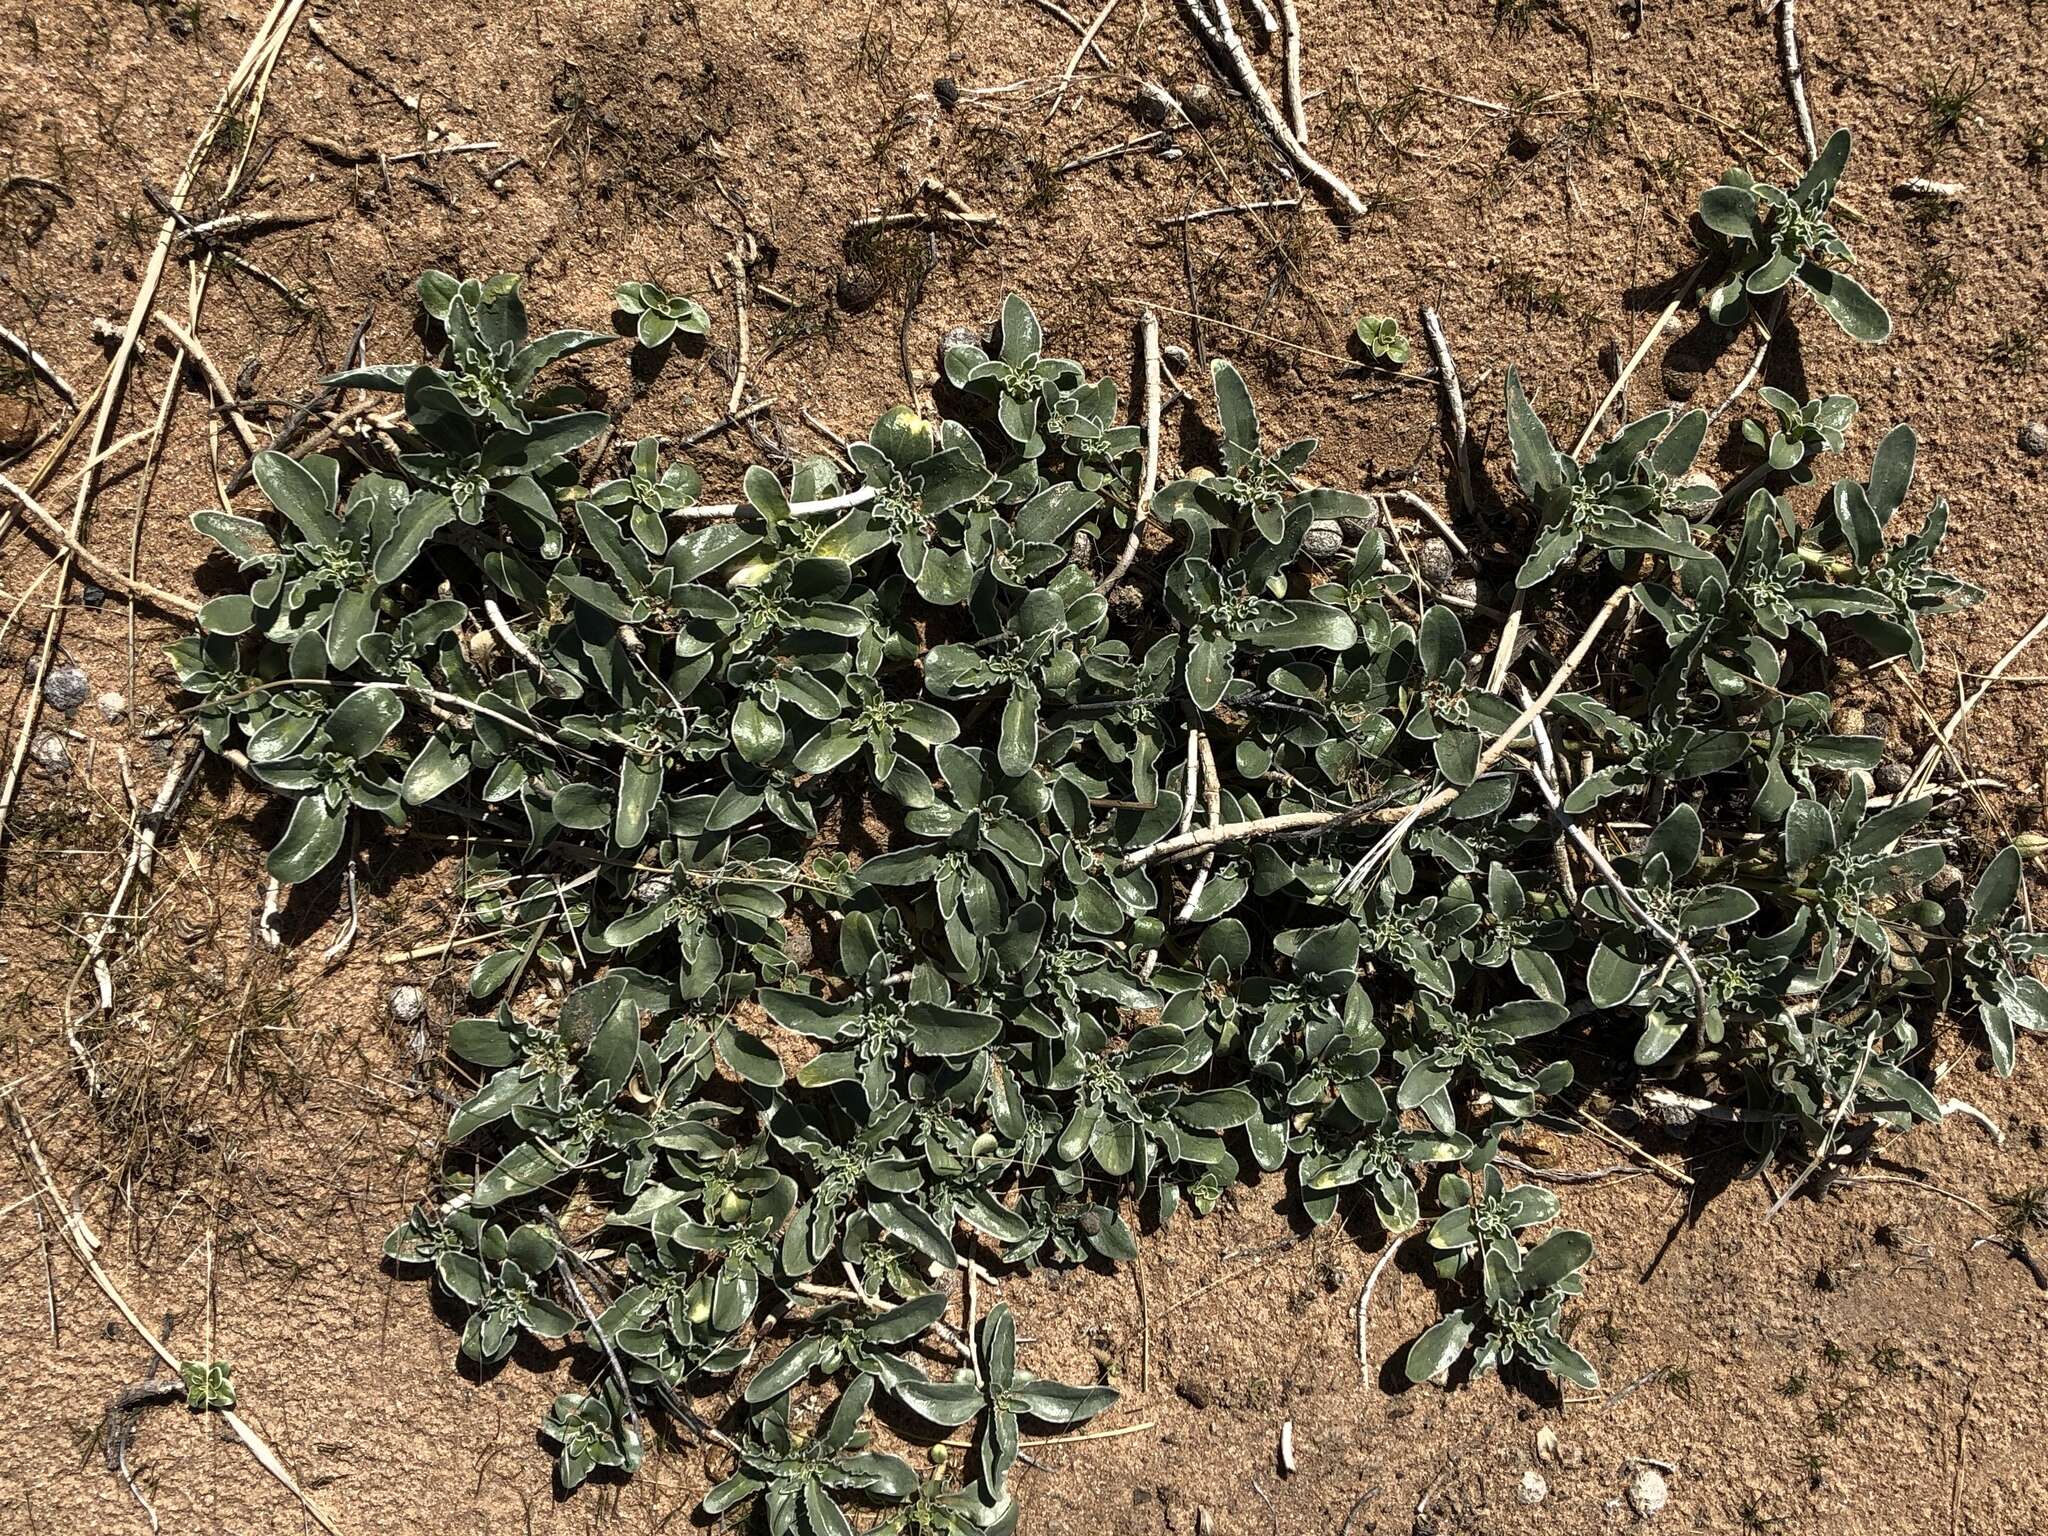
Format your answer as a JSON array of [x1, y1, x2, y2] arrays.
[[1519, 1469, 1548, 1505], [1445, 575, 1481, 608], [30, 731, 70, 776], [934, 76, 959, 110], [1662, 361, 1705, 401], [1873, 761, 1909, 794], [0, 392, 40, 456], [835, 266, 884, 314], [1161, 343, 1192, 373], [1415, 537, 1457, 588], [81, 584, 107, 610], [2019, 421, 2048, 457], [98, 691, 127, 723], [1627, 1466, 1669, 1520], [389, 985, 427, 1025], [1302, 520, 1344, 558], [42, 662, 89, 713], [1070, 529, 1098, 569], [1179, 80, 1224, 127]]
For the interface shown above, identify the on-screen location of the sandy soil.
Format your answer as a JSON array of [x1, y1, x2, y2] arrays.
[[3, 1, 2048, 1532]]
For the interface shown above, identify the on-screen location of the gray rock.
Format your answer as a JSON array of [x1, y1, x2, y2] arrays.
[[98, 691, 127, 722], [1301, 519, 1344, 558], [1662, 361, 1706, 401], [835, 266, 884, 314], [1626, 1466, 1669, 1519], [390, 986, 427, 1025], [1179, 81, 1224, 127], [43, 663, 88, 713], [1161, 343, 1192, 374], [30, 731, 69, 776], [1415, 537, 1458, 588], [2020, 421, 2048, 457]]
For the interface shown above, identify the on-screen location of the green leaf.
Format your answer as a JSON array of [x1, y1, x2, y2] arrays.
[[908, 1004, 1002, 1057], [1698, 183, 1757, 238], [268, 794, 347, 883], [1503, 368, 1562, 501], [1971, 846, 2024, 927], [895, 1377, 983, 1427], [1247, 600, 1357, 652], [1211, 358, 1260, 458], [718, 1024, 786, 1086], [1518, 1229, 1592, 1291], [998, 682, 1041, 775], [252, 450, 342, 545], [1405, 1307, 1477, 1382], [1186, 634, 1233, 711], [197, 594, 256, 636], [374, 492, 457, 583], [870, 1198, 956, 1268], [1796, 261, 1891, 343]]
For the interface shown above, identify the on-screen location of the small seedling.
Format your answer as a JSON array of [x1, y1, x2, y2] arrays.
[[2022, 124, 2048, 173], [1987, 327, 2041, 374], [1354, 314, 1411, 367], [181, 1360, 235, 1411], [613, 280, 710, 350], [1917, 66, 1984, 141], [1994, 1183, 2048, 1242]]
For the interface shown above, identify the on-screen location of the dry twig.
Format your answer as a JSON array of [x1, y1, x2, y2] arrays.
[[1100, 309, 1162, 590], [1124, 585, 1636, 867], [1182, 0, 1369, 219], [1775, 0, 1819, 165], [0, 319, 77, 408], [1355, 1232, 1410, 1384], [1277, 0, 1309, 142], [0, 473, 200, 618], [1046, 0, 1121, 120], [1418, 306, 1476, 527]]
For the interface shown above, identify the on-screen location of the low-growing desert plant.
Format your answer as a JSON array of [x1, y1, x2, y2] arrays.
[[175, 151, 2036, 1525], [1699, 130, 1890, 342]]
